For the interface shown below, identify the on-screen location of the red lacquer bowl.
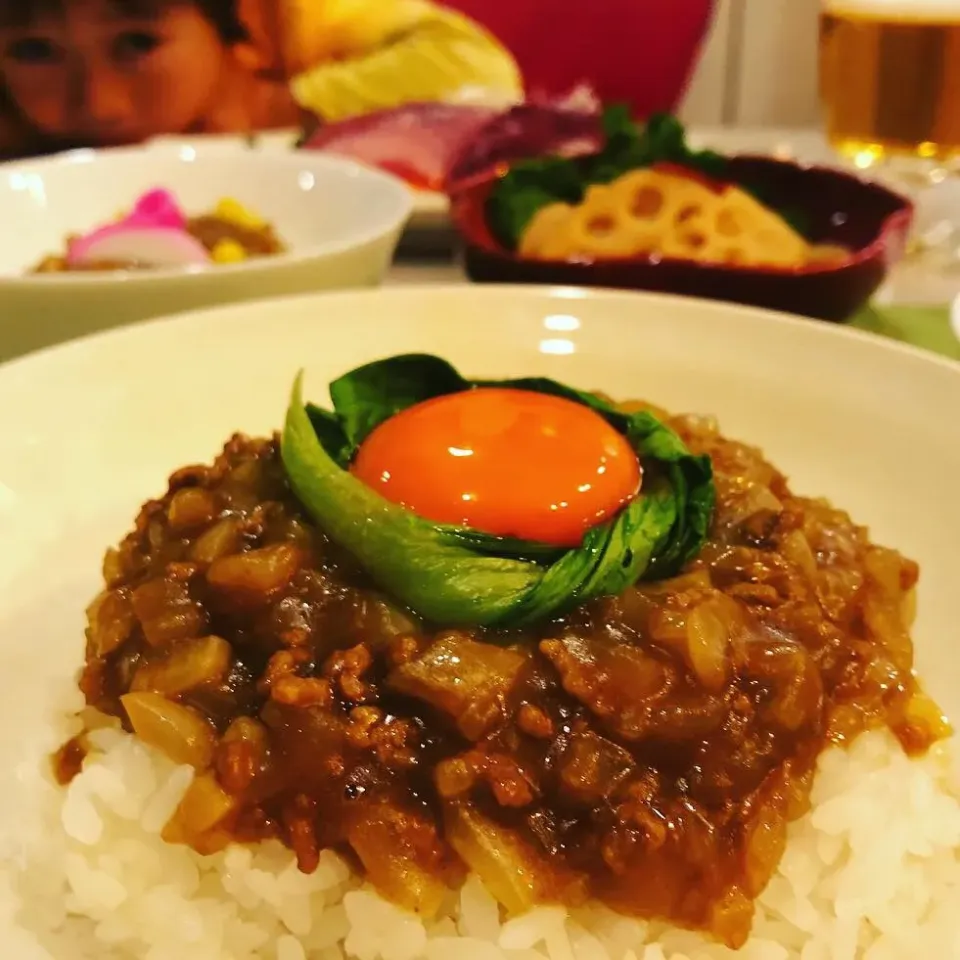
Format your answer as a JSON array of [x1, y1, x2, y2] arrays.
[[449, 156, 913, 323]]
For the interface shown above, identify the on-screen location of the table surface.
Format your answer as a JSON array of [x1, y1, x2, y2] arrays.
[[385, 260, 960, 309]]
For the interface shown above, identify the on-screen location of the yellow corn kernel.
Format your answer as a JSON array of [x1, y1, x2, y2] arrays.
[[214, 197, 264, 229], [211, 238, 247, 263]]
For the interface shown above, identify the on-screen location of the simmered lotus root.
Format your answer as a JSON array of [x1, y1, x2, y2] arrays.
[[517, 167, 847, 269], [706, 188, 809, 268], [611, 168, 724, 238], [578, 173, 725, 260], [517, 202, 577, 259]]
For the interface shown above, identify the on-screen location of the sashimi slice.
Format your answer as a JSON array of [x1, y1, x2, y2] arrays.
[[300, 103, 501, 191]]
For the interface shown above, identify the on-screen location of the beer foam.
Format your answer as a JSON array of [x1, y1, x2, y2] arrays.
[[823, 0, 960, 20]]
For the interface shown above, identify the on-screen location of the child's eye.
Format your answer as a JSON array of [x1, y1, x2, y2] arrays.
[[112, 30, 163, 63], [5, 37, 63, 65]]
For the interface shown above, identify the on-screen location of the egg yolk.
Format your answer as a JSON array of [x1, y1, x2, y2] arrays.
[[351, 388, 642, 547]]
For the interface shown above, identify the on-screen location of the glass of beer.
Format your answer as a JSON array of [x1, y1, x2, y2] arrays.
[[819, 0, 960, 258]]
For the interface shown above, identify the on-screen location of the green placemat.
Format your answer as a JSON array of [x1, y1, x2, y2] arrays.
[[849, 304, 960, 362]]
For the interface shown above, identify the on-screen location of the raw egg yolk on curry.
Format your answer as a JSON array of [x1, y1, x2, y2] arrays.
[[351, 388, 642, 547]]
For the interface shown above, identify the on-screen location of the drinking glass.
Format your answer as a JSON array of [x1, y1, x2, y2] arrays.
[[818, 0, 960, 266]]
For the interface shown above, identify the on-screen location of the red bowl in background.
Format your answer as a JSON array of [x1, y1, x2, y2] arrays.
[[449, 156, 913, 322]]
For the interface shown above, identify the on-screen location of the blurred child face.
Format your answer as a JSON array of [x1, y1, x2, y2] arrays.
[[0, 0, 230, 145]]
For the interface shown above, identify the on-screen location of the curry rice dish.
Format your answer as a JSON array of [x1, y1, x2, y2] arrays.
[[11, 356, 960, 960]]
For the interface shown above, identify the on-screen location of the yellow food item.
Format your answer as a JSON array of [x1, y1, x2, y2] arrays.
[[279, 0, 522, 123], [518, 167, 844, 270], [806, 243, 851, 266], [211, 239, 249, 264], [708, 188, 809, 268], [518, 203, 577, 259], [214, 198, 266, 231], [567, 184, 662, 259]]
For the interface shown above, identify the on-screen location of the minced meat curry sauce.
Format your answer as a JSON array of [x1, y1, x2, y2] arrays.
[[60, 372, 949, 949]]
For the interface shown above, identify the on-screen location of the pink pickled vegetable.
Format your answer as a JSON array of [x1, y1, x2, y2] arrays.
[[67, 188, 209, 268], [125, 188, 188, 231], [67, 227, 211, 268]]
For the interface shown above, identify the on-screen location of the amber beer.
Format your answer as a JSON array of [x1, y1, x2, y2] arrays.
[[819, 0, 960, 162]]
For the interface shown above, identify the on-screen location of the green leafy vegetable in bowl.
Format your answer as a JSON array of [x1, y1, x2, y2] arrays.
[[281, 354, 714, 627], [486, 106, 808, 250]]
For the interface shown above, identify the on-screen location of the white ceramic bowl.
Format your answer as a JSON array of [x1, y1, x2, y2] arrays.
[[0, 145, 413, 362], [0, 286, 958, 959]]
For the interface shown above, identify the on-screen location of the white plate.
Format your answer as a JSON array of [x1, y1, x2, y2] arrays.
[[404, 188, 450, 230], [1, 285, 959, 955]]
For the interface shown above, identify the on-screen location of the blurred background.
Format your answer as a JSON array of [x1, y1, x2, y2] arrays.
[[3, 0, 959, 359], [681, 0, 820, 127]]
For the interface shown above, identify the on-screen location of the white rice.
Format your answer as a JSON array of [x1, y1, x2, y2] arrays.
[[8, 694, 960, 960]]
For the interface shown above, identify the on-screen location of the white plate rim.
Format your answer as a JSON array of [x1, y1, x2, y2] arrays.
[[3, 283, 959, 381]]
